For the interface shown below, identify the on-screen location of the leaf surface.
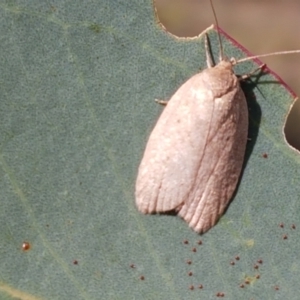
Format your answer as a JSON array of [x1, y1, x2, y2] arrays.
[[0, 1, 299, 299]]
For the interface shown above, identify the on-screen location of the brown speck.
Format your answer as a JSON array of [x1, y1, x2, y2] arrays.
[[198, 284, 203, 289], [254, 264, 259, 269], [283, 234, 288, 240], [257, 259, 263, 264], [262, 153, 268, 158], [188, 271, 193, 276], [240, 284, 245, 288], [22, 242, 31, 251], [186, 259, 192, 265], [192, 247, 197, 253], [256, 274, 260, 279], [245, 280, 250, 285], [291, 224, 296, 229], [220, 292, 225, 297], [73, 260, 78, 265], [183, 240, 189, 245], [140, 275, 145, 280], [189, 285, 194, 290], [130, 264, 135, 269], [274, 285, 279, 291], [216, 292, 221, 297], [279, 223, 284, 228], [235, 256, 240, 261], [197, 240, 202, 245], [230, 261, 235, 266]]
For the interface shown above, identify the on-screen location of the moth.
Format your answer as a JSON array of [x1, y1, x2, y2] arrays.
[[135, 2, 300, 234]]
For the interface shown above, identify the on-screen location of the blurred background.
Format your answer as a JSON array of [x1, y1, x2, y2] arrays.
[[155, 0, 300, 150]]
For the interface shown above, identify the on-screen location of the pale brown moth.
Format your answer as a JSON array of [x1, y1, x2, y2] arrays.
[[135, 0, 300, 233]]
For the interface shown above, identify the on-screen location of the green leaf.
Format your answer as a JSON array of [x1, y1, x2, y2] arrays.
[[0, 1, 299, 299]]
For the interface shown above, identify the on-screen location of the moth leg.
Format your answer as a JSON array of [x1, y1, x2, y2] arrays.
[[155, 99, 168, 106], [238, 64, 266, 81]]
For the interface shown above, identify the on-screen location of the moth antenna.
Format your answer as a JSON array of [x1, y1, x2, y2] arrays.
[[234, 50, 300, 65], [209, 0, 224, 61]]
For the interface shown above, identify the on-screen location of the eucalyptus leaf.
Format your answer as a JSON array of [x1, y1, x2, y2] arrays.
[[0, 1, 299, 299]]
